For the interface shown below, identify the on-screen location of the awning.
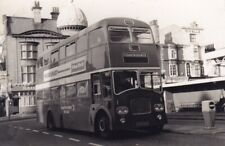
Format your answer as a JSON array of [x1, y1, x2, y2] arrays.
[[12, 95, 20, 99], [0, 95, 7, 101]]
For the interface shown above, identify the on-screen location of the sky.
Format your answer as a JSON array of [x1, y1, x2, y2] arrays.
[[1, 0, 225, 48]]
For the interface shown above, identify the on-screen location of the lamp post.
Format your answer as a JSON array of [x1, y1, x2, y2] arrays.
[[5, 75, 11, 119]]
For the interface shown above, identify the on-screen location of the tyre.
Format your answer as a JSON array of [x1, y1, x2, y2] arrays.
[[95, 113, 111, 138], [47, 113, 55, 130]]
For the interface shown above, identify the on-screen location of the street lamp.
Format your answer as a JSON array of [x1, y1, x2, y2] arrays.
[[5, 75, 12, 119]]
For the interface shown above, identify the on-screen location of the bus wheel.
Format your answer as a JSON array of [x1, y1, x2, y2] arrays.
[[95, 113, 111, 138], [47, 113, 55, 130]]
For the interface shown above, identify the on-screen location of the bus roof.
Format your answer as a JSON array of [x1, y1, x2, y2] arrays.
[[52, 17, 150, 50]]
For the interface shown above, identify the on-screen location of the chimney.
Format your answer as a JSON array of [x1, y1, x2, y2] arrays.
[[51, 7, 59, 20], [149, 20, 160, 43], [32, 1, 42, 23]]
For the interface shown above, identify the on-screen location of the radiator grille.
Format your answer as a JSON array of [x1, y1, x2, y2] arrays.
[[130, 98, 151, 115]]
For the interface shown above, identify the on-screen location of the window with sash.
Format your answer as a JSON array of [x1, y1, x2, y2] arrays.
[[190, 34, 196, 43], [169, 64, 177, 76], [21, 43, 38, 60], [21, 66, 35, 83]]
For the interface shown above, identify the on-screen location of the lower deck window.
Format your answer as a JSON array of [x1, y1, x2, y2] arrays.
[[65, 84, 76, 98], [77, 81, 88, 97]]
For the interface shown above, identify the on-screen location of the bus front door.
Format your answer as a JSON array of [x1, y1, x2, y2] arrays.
[[91, 73, 103, 105], [91, 72, 113, 136]]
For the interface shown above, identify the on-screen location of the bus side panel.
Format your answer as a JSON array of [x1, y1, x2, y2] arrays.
[[50, 99, 61, 128], [60, 80, 93, 131], [61, 97, 92, 131], [89, 45, 109, 70], [37, 99, 52, 127], [36, 100, 44, 124], [40, 100, 61, 128]]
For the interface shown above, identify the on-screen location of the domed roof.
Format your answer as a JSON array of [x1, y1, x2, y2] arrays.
[[57, 2, 88, 28]]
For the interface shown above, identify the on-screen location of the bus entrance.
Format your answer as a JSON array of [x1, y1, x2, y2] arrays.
[[91, 73, 103, 104], [91, 72, 113, 137], [91, 72, 112, 104]]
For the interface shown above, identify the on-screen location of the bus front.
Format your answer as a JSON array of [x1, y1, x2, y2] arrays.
[[107, 21, 167, 132]]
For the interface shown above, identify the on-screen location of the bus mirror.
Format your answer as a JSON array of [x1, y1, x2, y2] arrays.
[[160, 85, 163, 92]]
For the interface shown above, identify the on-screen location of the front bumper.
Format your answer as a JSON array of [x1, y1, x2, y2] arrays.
[[113, 112, 167, 130]]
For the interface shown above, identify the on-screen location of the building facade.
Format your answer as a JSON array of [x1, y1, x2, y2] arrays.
[[1, 2, 67, 114], [1, 1, 88, 114], [204, 47, 225, 77], [159, 22, 205, 83]]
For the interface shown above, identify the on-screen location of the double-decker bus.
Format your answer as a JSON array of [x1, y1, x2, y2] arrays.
[[36, 17, 167, 138]]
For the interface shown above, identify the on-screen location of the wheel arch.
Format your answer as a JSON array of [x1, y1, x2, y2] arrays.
[[46, 110, 55, 128], [94, 108, 113, 131]]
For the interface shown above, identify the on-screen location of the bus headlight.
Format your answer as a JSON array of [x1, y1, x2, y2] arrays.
[[116, 106, 129, 115], [154, 104, 164, 112]]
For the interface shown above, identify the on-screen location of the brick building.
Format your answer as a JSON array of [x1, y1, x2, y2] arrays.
[[159, 22, 205, 83]]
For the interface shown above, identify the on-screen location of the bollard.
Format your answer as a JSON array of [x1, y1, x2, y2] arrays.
[[202, 100, 216, 129]]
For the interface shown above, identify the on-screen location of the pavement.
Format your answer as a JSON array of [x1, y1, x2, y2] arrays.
[[164, 112, 225, 135], [164, 123, 225, 135], [1, 112, 225, 135], [0, 113, 37, 123]]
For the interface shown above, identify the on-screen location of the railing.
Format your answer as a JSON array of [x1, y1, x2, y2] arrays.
[[175, 103, 202, 112]]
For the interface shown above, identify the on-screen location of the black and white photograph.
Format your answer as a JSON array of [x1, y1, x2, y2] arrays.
[[0, 0, 225, 145]]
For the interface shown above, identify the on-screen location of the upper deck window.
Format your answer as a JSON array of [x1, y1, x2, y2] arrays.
[[109, 26, 130, 43], [132, 28, 153, 44], [51, 50, 59, 65], [77, 35, 88, 53], [66, 42, 76, 57], [108, 26, 153, 44], [59, 46, 66, 60], [89, 28, 106, 48]]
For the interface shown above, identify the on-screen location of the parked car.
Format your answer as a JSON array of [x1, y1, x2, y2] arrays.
[[216, 97, 225, 112]]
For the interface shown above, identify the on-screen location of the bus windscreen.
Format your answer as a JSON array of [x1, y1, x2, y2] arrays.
[[132, 28, 154, 44], [109, 26, 154, 44], [113, 71, 138, 94], [109, 27, 130, 43]]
